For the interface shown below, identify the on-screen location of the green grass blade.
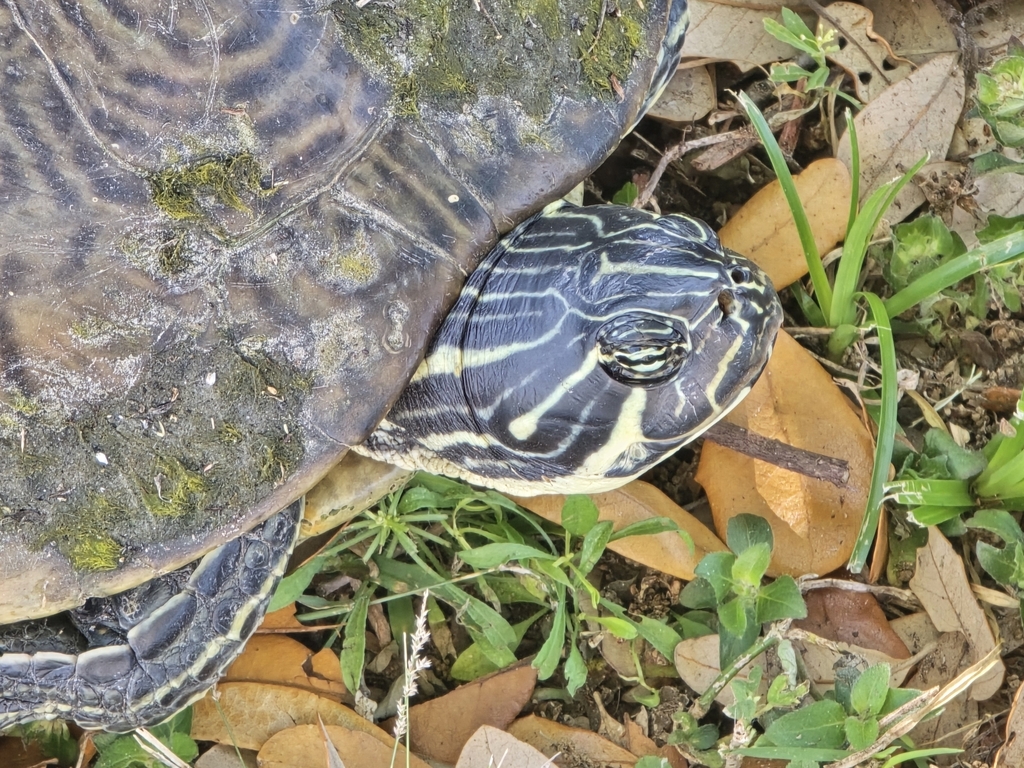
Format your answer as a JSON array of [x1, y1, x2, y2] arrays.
[[884, 229, 1024, 317], [848, 292, 899, 573], [736, 91, 832, 320], [845, 109, 860, 233], [831, 155, 928, 327]]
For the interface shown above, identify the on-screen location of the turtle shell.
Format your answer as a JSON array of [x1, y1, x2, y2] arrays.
[[0, 0, 688, 621]]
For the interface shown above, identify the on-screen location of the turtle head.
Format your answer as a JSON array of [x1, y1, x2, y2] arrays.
[[364, 203, 782, 495], [508, 203, 783, 485], [584, 212, 782, 445]]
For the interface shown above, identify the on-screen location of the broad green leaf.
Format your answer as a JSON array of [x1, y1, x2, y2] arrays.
[[374, 557, 517, 667], [756, 576, 807, 624], [732, 542, 771, 588], [450, 610, 543, 681], [881, 686, 923, 716], [676, 611, 716, 640], [611, 182, 639, 207], [268, 555, 323, 612], [578, 520, 615, 574], [695, 551, 736, 602], [967, 509, 1024, 544], [601, 599, 682, 659], [851, 663, 891, 717], [340, 590, 371, 694], [561, 494, 599, 536], [976, 540, 1023, 586], [845, 716, 879, 751], [680, 577, 718, 610], [609, 517, 680, 541], [727, 514, 774, 555], [719, 599, 760, 669], [564, 641, 587, 695], [764, 699, 847, 749], [738, 747, 850, 762], [459, 542, 556, 569], [718, 596, 748, 636], [588, 615, 638, 640], [534, 591, 567, 679]]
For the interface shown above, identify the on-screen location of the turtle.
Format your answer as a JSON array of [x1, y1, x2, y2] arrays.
[[0, 0, 782, 733]]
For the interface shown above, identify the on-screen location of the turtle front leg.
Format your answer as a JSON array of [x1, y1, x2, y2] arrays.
[[0, 501, 301, 733]]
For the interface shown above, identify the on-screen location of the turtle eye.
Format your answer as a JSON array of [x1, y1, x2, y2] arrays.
[[597, 312, 689, 386]]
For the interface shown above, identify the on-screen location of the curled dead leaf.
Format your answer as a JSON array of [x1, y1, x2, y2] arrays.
[[507, 714, 638, 767], [191, 682, 389, 751], [404, 663, 538, 765], [837, 52, 966, 225], [908, 527, 1005, 701], [258, 724, 430, 768], [696, 331, 874, 577], [718, 158, 851, 290]]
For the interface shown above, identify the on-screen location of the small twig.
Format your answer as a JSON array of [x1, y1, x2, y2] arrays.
[[798, 577, 921, 608], [584, 0, 608, 56], [471, 0, 502, 39], [703, 421, 850, 488], [633, 139, 688, 210]]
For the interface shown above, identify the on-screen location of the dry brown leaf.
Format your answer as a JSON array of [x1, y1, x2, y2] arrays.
[[257, 724, 430, 768], [952, 172, 1024, 248], [194, 744, 258, 768], [796, 636, 915, 692], [908, 527, 1005, 700], [904, 632, 977, 755], [968, 0, 1024, 56], [681, 1, 813, 71], [718, 158, 851, 290], [455, 725, 552, 768], [890, 612, 942, 655], [191, 682, 388, 750], [994, 676, 1024, 767], [860, 0, 958, 63], [221, 635, 348, 701], [673, 634, 766, 708], [648, 65, 715, 124], [836, 52, 965, 226], [405, 663, 537, 765], [818, 3, 914, 103], [622, 719, 689, 768], [507, 714, 638, 766], [795, 588, 910, 659], [512, 481, 726, 581], [696, 331, 874, 577], [0, 736, 48, 768], [260, 603, 305, 630]]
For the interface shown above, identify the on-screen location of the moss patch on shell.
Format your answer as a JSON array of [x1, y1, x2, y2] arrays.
[[44, 496, 128, 572], [148, 153, 276, 222], [141, 458, 211, 518], [330, 0, 651, 118]]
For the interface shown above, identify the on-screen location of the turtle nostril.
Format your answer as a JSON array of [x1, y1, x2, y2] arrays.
[[717, 289, 736, 319], [730, 267, 750, 284]]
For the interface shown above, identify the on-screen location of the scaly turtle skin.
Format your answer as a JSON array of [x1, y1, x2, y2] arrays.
[[0, 0, 782, 733]]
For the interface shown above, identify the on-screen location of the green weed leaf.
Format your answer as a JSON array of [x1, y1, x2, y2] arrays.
[[459, 542, 556, 569], [851, 663, 890, 717], [680, 577, 719, 610], [561, 494, 600, 535], [845, 716, 879, 752], [756, 575, 807, 623], [341, 590, 370, 693], [727, 513, 774, 554], [732, 542, 771, 589], [695, 551, 737, 602], [764, 699, 847, 749], [578, 520, 615, 573]]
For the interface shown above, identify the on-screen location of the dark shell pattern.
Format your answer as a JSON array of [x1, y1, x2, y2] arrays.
[[0, 0, 688, 621]]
